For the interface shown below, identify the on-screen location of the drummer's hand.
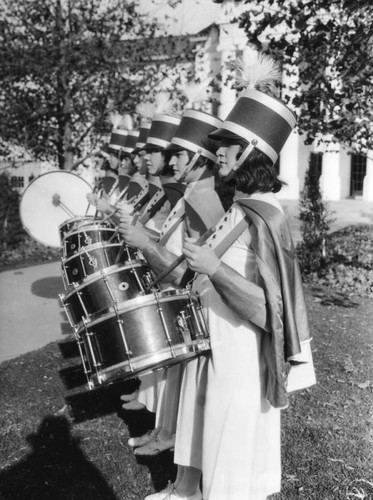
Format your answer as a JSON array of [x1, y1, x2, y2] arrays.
[[119, 212, 133, 225], [118, 220, 150, 250], [183, 236, 221, 276], [86, 192, 98, 205], [95, 198, 111, 214]]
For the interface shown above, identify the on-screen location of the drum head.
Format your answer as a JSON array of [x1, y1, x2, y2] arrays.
[[20, 171, 96, 247]]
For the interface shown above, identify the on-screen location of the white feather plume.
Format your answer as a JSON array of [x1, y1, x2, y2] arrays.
[[154, 92, 174, 114], [106, 111, 133, 130], [136, 102, 156, 122], [121, 113, 133, 131], [183, 82, 209, 108], [232, 52, 281, 94], [106, 111, 124, 129]]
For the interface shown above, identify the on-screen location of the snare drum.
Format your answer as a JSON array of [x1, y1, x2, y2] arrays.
[[61, 242, 142, 286], [62, 223, 120, 258], [59, 216, 102, 240], [77, 289, 210, 386], [60, 261, 155, 327]]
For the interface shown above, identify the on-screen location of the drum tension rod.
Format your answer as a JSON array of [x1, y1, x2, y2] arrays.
[[154, 291, 175, 357], [82, 318, 102, 375], [101, 271, 118, 309], [73, 282, 90, 319], [116, 316, 135, 371]]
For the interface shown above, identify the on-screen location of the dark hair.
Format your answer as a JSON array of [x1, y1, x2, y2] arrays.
[[215, 175, 235, 211], [160, 149, 173, 177], [185, 150, 215, 171], [233, 148, 284, 194]]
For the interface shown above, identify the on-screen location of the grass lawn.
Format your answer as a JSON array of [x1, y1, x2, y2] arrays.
[[0, 282, 372, 500], [0, 224, 372, 499]]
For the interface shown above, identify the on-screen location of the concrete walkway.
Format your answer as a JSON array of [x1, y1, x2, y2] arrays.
[[1, 199, 373, 364], [0, 261, 68, 363]]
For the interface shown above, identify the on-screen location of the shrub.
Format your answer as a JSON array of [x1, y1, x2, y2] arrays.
[[0, 173, 27, 250], [296, 163, 335, 273], [304, 225, 373, 297]]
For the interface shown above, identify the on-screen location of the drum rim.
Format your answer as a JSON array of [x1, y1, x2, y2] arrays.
[[62, 241, 125, 263], [77, 289, 196, 331], [62, 261, 151, 296], [63, 225, 117, 240], [58, 215, 101, 230], [91, 340, 210, 385]]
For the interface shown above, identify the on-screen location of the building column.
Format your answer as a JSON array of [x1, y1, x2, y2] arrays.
[[277, 131, 301, 200], [363, 153, 373, 201], [319, 148, 342, 200]]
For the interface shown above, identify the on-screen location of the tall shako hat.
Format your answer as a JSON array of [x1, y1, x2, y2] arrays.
[[133, 122, 151, 153], [165, 80, 222, 163], [106, 112, 132, 152], [143, 93, 181, 150], [168, 109, 222, 163], [122, 130, 140, 155], [132, 101, 154, 154], [209, 52, 296, 165], [145, 114, 181, 150]]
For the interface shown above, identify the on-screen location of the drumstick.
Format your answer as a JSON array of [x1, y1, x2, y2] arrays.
[[147, 226, 216, 289], [51, 194, 75, 217], [114, 212, 141, 264], [84, 185, 98, 216]]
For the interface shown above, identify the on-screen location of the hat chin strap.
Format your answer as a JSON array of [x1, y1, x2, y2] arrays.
[[223, 143, 255, 182], [177, 150, 201, 184]]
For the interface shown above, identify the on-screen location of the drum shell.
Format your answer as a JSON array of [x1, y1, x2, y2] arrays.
[[62, 225, 120, 258], [79, 290, 210, 385], [62, 262, 155, 326], [62, 242, 142, 286]]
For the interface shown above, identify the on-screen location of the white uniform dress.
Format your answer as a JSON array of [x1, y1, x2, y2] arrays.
[[136, 196, 185, 415], [176, 192, 282, 500]]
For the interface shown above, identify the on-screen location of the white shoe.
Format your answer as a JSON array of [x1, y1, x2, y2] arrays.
[[134, 432, 175, 456], [144, 482, 202, 500], [128, 428, 160, 448]]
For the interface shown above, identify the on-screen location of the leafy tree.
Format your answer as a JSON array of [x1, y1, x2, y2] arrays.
[[0, 0, 192, 170], [238, 0, 373, 154]]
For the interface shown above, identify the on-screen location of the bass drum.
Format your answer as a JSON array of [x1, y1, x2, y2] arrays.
[[19, 171, 96, 248], [77, 289, 211, 386]]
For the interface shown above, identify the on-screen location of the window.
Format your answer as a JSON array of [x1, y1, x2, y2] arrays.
[[11, 176, 24, 188], [350, 154, 366, 196]]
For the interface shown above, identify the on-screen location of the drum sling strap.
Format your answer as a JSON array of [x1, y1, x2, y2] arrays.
[[158, 210, 186, 246], [139, 190, 168, 225], [179, 217, 249, 288]]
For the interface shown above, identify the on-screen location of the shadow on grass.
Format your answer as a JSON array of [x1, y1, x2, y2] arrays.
[[310, 286, 360, 308], [0, 416, 118, 500], [117, 408, 177, 493], [65, 378, 141, 423]]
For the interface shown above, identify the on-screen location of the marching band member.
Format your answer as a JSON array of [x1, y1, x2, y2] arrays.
[[171, 53, 316, 500], [120, 108, 183, 416], [117, 110, 225, 470], [87, 113, 133, 210]]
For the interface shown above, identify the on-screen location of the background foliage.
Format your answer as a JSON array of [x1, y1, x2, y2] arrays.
[[0, 0, 192, 170], [238, 0, 373, 153]]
